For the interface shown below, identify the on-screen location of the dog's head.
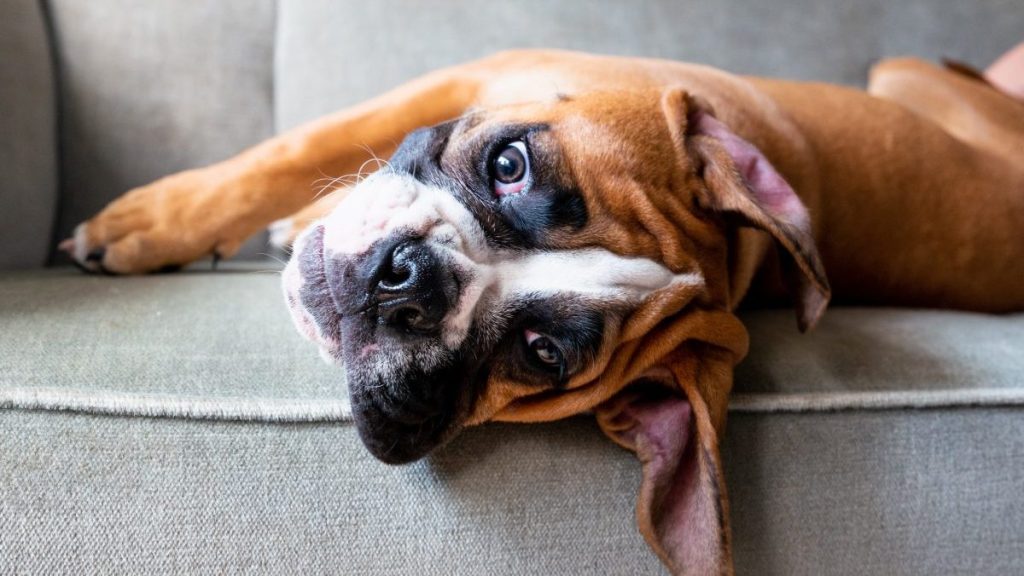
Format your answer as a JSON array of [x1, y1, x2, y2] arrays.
[[284, 88, 828, 574]]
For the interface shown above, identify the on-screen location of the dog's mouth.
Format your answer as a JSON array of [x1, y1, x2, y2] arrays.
[[283, 224, 340, 361], [282, 172, 487, 463]]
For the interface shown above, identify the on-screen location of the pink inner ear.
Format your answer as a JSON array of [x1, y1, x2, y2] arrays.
[[615, 392, 693, 462], [691, 111, 811, 231], [604, 387, 725, 575]]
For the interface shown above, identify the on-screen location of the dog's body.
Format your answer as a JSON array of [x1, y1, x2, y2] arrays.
[[64, 51, 1024, 575]]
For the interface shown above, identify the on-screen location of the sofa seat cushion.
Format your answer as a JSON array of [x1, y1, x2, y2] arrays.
[[1, 266, 348, 420], [3, 267, 1022, 416]]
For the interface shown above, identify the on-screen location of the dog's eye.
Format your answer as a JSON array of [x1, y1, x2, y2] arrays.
[[491, 141, 530, 196], [524, 329, 565, 377]]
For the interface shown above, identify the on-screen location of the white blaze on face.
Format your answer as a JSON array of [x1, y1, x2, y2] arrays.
[[307, 171, 703, 353]]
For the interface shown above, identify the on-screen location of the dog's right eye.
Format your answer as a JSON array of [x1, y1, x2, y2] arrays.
[[491, 141, 530, 197], [524, 329, 566, 380]]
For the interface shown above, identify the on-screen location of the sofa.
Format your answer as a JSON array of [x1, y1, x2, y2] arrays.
[[2, 1, 1022, 574]]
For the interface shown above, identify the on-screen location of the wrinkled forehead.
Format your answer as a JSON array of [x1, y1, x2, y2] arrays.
[[443, 92, 699, 267]]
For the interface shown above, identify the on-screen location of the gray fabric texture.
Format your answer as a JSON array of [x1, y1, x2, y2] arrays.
[[2, 268, 1023, 420], [2, 407, 1022, 575], [2, 269, 1023, 574], [734, 308, 1024, 399], [44, 0, 277, 261], [0, 0, 57, 269], [0, 411, 666, 575], [725, 408, 1024, 576], [0, 266, 345, 406], [275, 0, 1024, 130], [3, 3, 1024, 573]]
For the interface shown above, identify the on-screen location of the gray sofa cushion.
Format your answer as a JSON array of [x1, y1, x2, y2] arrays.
[[735, 308, 1024, 406], [45, 0, 277, 260], [4, 267, 1021, 416], [275, 0, 1024, 130], [3, 406, 1020, 575], [0, 411, 664, 575], [0, 0, 57, 270], [0, 266, 346, 415], [726, 407, 1024, 575], [2, 270, 1023, 574]]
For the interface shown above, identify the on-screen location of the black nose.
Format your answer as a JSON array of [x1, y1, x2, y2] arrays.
[[374, 241, 455, 333]]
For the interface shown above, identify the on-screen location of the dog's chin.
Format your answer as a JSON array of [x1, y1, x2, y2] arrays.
[[340, 318, 472, 465], [349, 389, 462, 464], [345, 367, 467, 464]]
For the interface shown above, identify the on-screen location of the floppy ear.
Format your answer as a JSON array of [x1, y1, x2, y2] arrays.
[[662, 89, 830, 332], [596, 345, 736, 576]]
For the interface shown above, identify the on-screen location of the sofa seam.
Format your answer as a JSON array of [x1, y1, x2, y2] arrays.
[[0, 386, 352, 423], [3, 386, 1024, 423], [729, 387, 1024, 413]]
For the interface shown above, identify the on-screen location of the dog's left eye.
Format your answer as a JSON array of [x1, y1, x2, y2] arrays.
[[524, 329, 565, 378], [491, 141, 530, 196]]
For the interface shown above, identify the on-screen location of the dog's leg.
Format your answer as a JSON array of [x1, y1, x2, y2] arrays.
[[61, 59, 500, 273], [855, 57, 1024, 311], [868, 57, 1024, 163]]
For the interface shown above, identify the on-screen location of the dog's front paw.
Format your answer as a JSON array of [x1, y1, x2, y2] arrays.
[[60, 169, 248, 274]]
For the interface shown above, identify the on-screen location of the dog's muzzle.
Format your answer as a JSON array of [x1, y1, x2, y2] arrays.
[[283, 170, 486, 463]]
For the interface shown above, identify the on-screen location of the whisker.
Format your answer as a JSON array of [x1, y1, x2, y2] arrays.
[[257, 252, 290, 267], [243, 269, 285, 276]]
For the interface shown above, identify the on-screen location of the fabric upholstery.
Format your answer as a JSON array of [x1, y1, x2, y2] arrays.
[[3, 270, 1024, 574], [2, 403, 1022, 574], [0, 412, 665, 575], [2, 2, 1024, 573], [0, 266, 344, 406], [275, 0, 1024, 130], [44, 0, 277, 260], [3, 268, 1023, 419], [726, 408, 1024, 575], [735, 308, 1024, 401], [0, 0, 57, 269]]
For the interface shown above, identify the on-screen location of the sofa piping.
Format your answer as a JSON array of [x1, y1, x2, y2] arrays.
[[2, 385, 1024, 424]]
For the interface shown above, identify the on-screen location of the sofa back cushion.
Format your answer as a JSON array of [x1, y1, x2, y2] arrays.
[[5, 0, 1021, 267], [45, 0, 277, 261], [275, 0, 1024, 130], [0, 0, 57, 269]]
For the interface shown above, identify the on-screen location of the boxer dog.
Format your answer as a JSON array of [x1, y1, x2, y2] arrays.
[[62, 50, 1024, 575]]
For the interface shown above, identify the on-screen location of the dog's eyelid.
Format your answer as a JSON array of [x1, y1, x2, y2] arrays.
[[522, 328, 574, 380], [485, 123, 549, 153]]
